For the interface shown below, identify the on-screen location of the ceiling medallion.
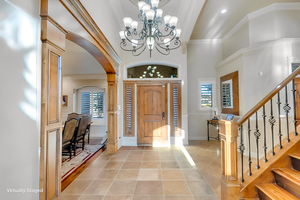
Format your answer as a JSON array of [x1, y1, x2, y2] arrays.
[[129, 0, 170, 8], [119, 0, 181, 57]]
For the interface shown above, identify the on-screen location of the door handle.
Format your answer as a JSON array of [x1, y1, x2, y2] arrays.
[[162, 112, 165, 120]]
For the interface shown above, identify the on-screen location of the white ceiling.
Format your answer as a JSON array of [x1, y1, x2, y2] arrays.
[[191, 0, 300, 39], [63, 40, 106, 75]]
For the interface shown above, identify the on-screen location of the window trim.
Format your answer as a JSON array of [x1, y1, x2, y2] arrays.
[[198, 78, 216, 111]]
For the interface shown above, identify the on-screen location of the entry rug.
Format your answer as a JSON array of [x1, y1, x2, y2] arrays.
[[61, 143, 104, 181]]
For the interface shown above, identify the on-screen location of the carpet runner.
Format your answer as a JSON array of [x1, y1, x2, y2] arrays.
[[61, 138, 106, 181]]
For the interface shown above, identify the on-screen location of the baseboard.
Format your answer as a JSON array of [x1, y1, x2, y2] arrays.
[[188, 136, 208, 140]]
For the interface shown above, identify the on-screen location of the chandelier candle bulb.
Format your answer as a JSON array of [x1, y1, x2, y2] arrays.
[[151, 0, 159, 9], [138, 1, 146, 11], [147, 36, 155, 50], [123, 17, 132, 28], [144, 71, 147, 74], [119, 31, 125, 40], [131, 21, 138, 30], [132, 39, 138, 47], [142, 4, 151, 13], [176, 29, 181, 38], [146, 10, 155, 21], [156, 9, 163, 18], [164, 15, 171, 25], [169, 16, 178, 28]]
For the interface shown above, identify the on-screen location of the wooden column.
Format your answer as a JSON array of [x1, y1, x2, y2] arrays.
[[219, 120, 240, 200], [107, 73, 118, 154]]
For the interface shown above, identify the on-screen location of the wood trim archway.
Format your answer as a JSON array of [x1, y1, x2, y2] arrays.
[[39, 0, 120, 199]]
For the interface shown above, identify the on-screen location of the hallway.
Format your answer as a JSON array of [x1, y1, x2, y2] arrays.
[[61, 140, 221, 200]]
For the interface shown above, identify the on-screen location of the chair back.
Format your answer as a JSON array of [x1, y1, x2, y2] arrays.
[[80, 113, 92, 122], [76, 115, 90, 138], [62, 118, 77, 144], [67, 113, 80, 120]]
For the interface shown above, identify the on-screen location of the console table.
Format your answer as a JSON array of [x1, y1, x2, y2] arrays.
[[207, 120, 219, 141]]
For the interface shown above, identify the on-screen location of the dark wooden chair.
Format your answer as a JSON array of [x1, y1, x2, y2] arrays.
[[62, 118, 78, 158], [67, 113, 80, 121], [79, 113, 92, 144], [75, 115, 90, 150]]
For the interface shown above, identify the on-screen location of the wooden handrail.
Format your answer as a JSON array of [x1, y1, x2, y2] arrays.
[[238, 66, 300, 126]]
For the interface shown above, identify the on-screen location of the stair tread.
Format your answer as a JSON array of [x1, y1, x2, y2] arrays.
[[256, 183, 299, 200], [272, 168, 300, 184], [289, 153, 300, 160]]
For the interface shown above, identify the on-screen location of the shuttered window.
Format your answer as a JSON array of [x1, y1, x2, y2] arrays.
[[81, 92, 104, 118], [170, 83, 181, 136], [173, 85, 179, 132], [200, 83, 213, 108], [123, 83, 135, 137]]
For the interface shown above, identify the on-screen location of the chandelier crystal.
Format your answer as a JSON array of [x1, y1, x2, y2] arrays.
[[119, 0, 181, 57]]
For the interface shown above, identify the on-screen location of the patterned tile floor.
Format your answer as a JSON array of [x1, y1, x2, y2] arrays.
[[61, 140, 221, 200]]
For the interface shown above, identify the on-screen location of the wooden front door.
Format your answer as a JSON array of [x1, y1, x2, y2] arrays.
[[137, 85, 167, 144]]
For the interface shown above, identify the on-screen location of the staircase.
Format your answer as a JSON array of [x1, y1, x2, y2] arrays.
[[219, 66, 300, 200], [256, 154, 300, 199]]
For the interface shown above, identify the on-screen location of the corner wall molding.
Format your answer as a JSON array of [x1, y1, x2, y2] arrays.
[[222, 2, 300, 43], [188, 39, 222, 45]]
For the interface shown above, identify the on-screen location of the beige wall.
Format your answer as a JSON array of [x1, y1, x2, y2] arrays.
[[223, 22, 249, 59]]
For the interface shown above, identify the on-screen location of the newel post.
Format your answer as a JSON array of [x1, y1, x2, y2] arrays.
[[219, 120, 240, 200]]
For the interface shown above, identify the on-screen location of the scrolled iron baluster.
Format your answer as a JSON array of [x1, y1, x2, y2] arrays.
[[277, 93, 282, 149], [239, 125, 245, 182], [248, 119, 252, 176], [284, 85, 291, 142], [262, 105, 267, 162], [292, 79, 298, 136], [269, 98, 276, 156], [254, 112, 261, 169]]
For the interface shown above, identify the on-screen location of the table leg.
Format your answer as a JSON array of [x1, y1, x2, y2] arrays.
[[207, 121, 209, 141], [217, 124, 220, 140]]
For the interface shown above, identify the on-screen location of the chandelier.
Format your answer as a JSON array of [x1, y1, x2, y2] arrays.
[[119, 0, 181, 57]]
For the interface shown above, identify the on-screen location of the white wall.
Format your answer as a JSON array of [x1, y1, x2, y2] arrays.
[[187, 41, 222, 140], [0, 0, 40, 199]]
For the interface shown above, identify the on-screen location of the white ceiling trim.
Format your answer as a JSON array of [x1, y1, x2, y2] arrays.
[[188, 39, 222, 45], [216, 38, 300, 69], [222, 2, 300, 43], [109, 0, 125, 29]]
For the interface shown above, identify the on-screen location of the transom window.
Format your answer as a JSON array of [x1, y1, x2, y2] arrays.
[[127, 64, 178, 78]]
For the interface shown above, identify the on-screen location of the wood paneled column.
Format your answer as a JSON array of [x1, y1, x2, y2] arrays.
[[107, 73, 118, 154], [219, 120, 240, 200], [39, 1, 66, 199]]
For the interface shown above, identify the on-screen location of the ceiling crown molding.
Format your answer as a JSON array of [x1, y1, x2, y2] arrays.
[[129, 0, 170, 8], [222, 2, 300, 43]]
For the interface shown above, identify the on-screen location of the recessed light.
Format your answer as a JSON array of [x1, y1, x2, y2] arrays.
[[221, 9, 227, 14]]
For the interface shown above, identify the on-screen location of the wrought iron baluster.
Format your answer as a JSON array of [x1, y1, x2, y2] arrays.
[[254, 112, 261, 169], [292, 79, 298, 136], [262, 105, 267, 162], [284, 85, 291, 142], [277, 93, 282, 149], [239, 125, 245, 182], [269, 98, 276, 156], [248, 119, 252, 176]]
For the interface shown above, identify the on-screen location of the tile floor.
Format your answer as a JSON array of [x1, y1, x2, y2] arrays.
[[61, 140, 221, 200]]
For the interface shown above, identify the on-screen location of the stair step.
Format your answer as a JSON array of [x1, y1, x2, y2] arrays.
[[256, 183, 298, 200], [272, 168, 300, 199], [289, 153, 300, 172]]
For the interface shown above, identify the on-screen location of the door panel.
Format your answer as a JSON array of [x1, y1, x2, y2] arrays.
[[137, 85, 167, 144]]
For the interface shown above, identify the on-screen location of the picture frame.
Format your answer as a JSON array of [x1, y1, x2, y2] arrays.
[[226, 114, 234, 121], [62, 95, 68, 106]]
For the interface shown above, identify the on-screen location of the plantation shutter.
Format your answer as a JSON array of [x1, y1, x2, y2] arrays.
[[123, 83, 135, 137], [170, 83, 182, 136], [80, 91, 104, 118], [201, 83, 213, 107]]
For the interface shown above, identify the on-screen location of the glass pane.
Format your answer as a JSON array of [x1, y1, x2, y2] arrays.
[[222, 83, 232, 108], [292, 63, 300, 73], [93, 92, 104, 118], [201, 83, 212, 107], [127, 64, 177, 78]]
